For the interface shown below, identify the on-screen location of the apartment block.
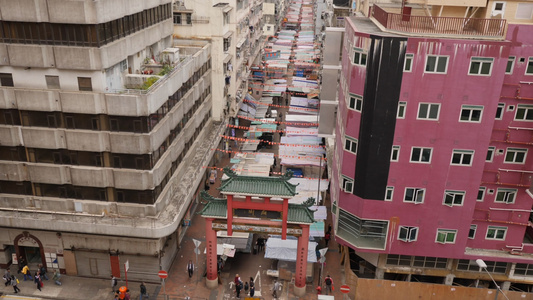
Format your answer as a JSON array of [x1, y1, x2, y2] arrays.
[[0, 0, 220, 281], [326, 0, 533, 292]]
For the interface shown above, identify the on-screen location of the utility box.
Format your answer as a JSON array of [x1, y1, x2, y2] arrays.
[[161, 48, 180, 64]]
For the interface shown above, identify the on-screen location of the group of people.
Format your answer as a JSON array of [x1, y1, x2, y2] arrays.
[[4, 258, 61, 294], [111, 276, 148, 300], [233, 274, 255, 298]]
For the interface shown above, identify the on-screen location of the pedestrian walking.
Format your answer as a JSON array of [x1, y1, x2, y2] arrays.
[[249, 277, 255, 297], [114, 291, 120, 300], [140, 282, 148, 300], [22, 265, 31, 281], [325, 231, 331, 247], [125, 289, 131, 300], [228, 146, 232, 158], [17, 256, 26, 274], [34, 272, 42, 291], [244, 281, 249, 294], [324, 274, 334, 295], [187, 260, 194, 278], [272, 280, 281, 298], [3, 269, 11, 286], [11, 275, 20, 293], [111, 275, 118, 293], [236, 280, 242, 297], [39, 264, 49, 280]]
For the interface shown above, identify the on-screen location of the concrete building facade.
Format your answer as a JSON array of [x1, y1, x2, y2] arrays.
[[0, 0, 222, 282], [325, 0, 533, 291]]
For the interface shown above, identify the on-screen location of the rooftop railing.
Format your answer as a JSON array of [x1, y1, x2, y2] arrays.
[[372, 5, 507, 39]]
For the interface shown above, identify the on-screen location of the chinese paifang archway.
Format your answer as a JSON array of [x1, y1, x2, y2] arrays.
[[198, 167, 316, 296]]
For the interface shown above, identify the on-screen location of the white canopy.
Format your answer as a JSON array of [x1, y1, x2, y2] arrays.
[[265, 237, 317, 262]]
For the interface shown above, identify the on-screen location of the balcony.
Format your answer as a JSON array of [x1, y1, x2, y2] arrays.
[[371, 5, 507, 39]]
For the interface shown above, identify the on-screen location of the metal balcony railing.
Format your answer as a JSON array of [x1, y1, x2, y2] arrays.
[[372, 5, 507, 38]]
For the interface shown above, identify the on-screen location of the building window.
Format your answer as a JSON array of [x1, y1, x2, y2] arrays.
[[460, 105, 483, 122], [391, 146, 400, 162], [45, 75, 60, 89], [410, 147, 432, 163], [526, 57, 533, 75], [78, 77, 93, 91], [506, 56, 515, 74], [443, 190, 465, 207], [451, 150, 474, 166], [352, 48, 367, 66], [344, 136, 357, 154], [469, 225, 477, 239], [495, 188, 517, 204], [173, 13, 182, 24], [348, 94, 363, 112], [413, 256, 448, 269], [486, 226, 507, 240], [0, 73, 14, 87], [516, 3, 533, 20], [468, 57, 493, 76], [504, 147, 527, 164], [404, 188, 424, 204], [495, 103, 505, 120], [425, 55, 448, 74], [223, 37, 231, 52], [386, 254, 412, 266], [514, 264, 533, 276], [398, 226, 418, 242], [477, 187, 486, 202], [457, 259, 508, 273], [486, 146, 495, 162], [492, 2, 506, 16], [404, 53, 414, 72], [385, 186, 394, 201], [436, 229, 457, 244], [515, 104, 533, 121], [185, 13, 192, 24], [417, 103, 440, 120], [341, 176, 354, 193], [397, 101, 406, 118]]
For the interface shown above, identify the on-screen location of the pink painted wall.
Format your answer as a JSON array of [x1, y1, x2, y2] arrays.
[[334, 21, 533, 260]]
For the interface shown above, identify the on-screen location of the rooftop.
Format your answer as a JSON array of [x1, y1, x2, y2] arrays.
[[218, 167, 298, 197]]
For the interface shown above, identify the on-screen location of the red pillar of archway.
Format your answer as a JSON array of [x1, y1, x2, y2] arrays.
[[294, 224, 310, 296], [205, 218, 218, 289]]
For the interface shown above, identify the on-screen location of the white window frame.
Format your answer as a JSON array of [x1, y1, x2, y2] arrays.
[[526, 57, 533, 75], [352, 48, 367, 66], [477, 187, 486, 202], [398, 226, 418, 242], [468, 57, 494, 76], [404, 188, 425, 204], [486, 226, 507, 240], [436, 229, 457, 244], [492, 1, 506, 17], [348, 94, 363, 112], [417, 103, 440, 120], [514, 104, 533, 121], [451, 149, 474, 166], [425, 55, 449, 74], [504, 147, 527, 164], [486, 146, 496, 162], [495, 103, 505, 120], [459, 105, 484, 123], [505, 56, 515, 74], [410, 147, 432, 163], [385, 186, 394, 201], [443, 190, 466, 207], [495, 188, 517, 204], [397, 101, 406, 119], [469, 224, 477, 239], [404, 53, 414, 72], [391, 146, 400, 162], [344, 136, 358, 155], [342, 175, 354, 193]]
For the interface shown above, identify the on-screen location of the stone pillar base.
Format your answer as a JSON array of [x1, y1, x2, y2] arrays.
[[206, 277, 218, 289], [294, 285, 306, 297]]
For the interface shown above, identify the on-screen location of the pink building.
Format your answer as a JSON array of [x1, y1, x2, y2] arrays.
[[323, 2, 533, 291]]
